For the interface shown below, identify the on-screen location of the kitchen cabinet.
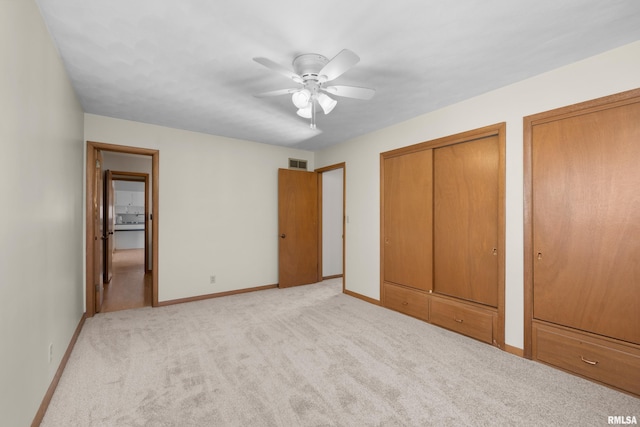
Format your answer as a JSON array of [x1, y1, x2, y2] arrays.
[[115, 190, 129, 206], [115, 230, 144, 249], [132, 191, 145, 207], [115, 190, 144, 214]]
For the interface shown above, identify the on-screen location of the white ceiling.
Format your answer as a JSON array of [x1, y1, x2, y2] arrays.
[[36, 0, 640, 151]]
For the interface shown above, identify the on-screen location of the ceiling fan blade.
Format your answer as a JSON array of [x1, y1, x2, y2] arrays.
[[254, 88, 299, 98], [253, 57, 303, 83], [318, 49, 360, 82], [323, 85, 375, 100]]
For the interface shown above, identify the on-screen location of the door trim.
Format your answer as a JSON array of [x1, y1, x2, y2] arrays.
[[316, 162, 346, 292], [85, 141, 159, 317]]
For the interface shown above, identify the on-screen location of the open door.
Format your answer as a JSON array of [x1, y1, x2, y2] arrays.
[[94, 150, 104, 313], [278, 168, 319, 288], [103, 170, 115, 284]]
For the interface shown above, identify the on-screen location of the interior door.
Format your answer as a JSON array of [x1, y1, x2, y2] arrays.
[[278, 168, 319, 288], [103, 170, 115, 284], [94, 151, 104, 313]]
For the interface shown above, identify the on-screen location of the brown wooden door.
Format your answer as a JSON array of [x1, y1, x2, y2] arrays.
[[433, 136, 499, 307], [383, 150, 433, 291], [94, 151, 104, 313], [532, 102, 640, 344], [103, 170, 115, 284], [278, 169, 319, 288]]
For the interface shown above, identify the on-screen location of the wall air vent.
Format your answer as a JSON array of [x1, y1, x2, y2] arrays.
[[288, 158, 308, 170]]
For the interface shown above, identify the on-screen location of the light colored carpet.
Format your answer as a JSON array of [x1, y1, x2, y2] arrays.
[[42, 279, 639, 426]]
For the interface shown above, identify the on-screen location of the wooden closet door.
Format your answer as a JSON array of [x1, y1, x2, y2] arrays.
[[433, 136, 499, 307], [532, 102, 640, 345], [383, 150, 433, 291]]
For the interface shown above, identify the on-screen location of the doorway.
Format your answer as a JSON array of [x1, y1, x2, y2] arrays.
[[276, 162, 346, 290], [85, 141, 159, 317], [318, 163, 345, 288], [102, 172, 151, 312]]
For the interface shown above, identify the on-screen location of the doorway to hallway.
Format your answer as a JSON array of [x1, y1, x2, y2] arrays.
[[85, 141, 159, 317]]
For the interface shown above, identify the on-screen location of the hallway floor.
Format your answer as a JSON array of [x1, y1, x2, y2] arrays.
[[102, 248, 151, 313]]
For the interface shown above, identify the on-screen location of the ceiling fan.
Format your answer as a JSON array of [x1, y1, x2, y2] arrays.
[[253, 49, 375, 129]]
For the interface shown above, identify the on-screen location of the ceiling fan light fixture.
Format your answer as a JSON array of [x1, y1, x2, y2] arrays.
[[296, 103, 312, 119], [317, 93, 337, 115], [291, 89, 311, 109], [254, 49, 374, 129]]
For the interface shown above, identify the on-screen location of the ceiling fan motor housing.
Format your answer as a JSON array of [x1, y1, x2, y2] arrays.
[[293, 54, 329, 81]]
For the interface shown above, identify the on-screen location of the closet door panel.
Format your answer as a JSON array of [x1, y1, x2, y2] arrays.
[[383, 150, 433, 291], [532, 103, 640, 344], [433, 136, 499, 307]]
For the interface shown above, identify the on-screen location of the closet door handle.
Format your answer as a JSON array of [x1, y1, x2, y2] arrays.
[[454, 318, 464, 323], [580, 356, 598, 366]]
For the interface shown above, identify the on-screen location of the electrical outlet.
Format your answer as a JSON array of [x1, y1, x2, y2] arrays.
[[210, 275, 216, 284], [48, 343, 53, 363]]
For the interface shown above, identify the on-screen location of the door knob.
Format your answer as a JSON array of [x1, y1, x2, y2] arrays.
[[280, 234, 286, 239]]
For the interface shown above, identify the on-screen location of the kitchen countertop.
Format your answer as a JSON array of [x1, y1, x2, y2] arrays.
[[114, 224, 144, 231]]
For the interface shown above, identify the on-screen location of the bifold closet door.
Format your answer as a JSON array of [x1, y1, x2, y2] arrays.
[[433, 136, 499, 307], [532, 102, 640, 345], [383, 150, 433, 291]]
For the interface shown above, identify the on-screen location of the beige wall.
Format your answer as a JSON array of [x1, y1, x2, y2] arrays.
[[84, 114, 315, 302], [315, 40, 640, 350], [0, 1, 85, 425]]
